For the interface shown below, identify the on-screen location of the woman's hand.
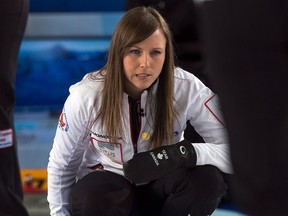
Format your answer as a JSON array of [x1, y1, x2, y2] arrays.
[[123, 140, 197, 185]]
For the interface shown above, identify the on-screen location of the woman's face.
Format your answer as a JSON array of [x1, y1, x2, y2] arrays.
[[123, 29, 166, 99]]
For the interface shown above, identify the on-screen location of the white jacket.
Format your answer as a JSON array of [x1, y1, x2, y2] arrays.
[[47, 67, 232, 215]]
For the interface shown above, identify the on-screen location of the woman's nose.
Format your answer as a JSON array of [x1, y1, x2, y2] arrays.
[[140, 53, 151, 68]]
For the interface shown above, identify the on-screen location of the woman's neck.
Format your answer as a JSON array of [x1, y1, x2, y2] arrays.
[[124, 82, 142, 100]]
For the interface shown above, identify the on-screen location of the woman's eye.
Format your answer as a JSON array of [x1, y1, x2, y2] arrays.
[[130, 49, 141, 55], [151, 50, 161, 56]]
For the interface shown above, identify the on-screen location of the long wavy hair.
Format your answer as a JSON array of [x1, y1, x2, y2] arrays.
[[90, 6, 176, 149]]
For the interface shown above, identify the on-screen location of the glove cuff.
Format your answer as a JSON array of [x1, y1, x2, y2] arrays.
[[176, 140, 197, 168]]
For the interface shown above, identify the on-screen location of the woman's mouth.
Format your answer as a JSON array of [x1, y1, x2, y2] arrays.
[[136, 73, 150, 77]]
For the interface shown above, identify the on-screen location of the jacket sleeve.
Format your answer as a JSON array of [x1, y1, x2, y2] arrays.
[[47, 85, 93, 215], [185, 74, 233, 174]]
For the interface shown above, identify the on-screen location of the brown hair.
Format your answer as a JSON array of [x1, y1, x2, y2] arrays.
[[90, 6, 176, 149]]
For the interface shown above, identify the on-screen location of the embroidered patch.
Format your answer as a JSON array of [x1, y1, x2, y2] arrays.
[[204, 94, 226, 126], [0, 129, 13, 148], [91, 138, 123, 164], [58, 108, 69, 132]]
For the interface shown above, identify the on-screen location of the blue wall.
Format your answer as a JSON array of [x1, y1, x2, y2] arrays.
[[29, 0, 126, 12], [16, 1, 127, 109], [16, 39, 109, 110]]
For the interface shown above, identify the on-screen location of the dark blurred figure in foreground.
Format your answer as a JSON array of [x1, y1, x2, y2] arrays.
[[126, 0, 208, 143], [197, 0, 288, 215], [0, 0, 29, 215]]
